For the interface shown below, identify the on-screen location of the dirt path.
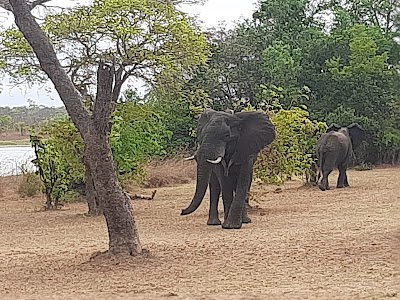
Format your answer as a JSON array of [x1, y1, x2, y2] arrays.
[[0, 168, 399, 299]]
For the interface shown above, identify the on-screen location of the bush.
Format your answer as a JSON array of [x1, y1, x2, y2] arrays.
[[30, 101, 174, 205], [18, 167, 42, 198], [110, 101, 172, 181], [252, 106, 327, 184]]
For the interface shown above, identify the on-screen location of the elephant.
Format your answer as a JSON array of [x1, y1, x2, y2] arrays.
[[316, 123, 366, 191], [181, 108, 276, 229], [185, 154, 256, 226]]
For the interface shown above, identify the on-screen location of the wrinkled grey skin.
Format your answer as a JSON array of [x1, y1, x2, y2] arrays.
[[200, 157, 256, 226], [181, 108, 276, 229], [316, 123, 366, 191]]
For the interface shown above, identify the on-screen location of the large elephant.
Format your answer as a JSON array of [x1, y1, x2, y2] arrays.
[[316, 123, 366, 191], [181, 108, 276, 229]]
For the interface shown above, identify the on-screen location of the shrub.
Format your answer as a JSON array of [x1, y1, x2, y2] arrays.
[[251, 106, 327, 184], [18, 171, 42, 198], [110, 102, 172, 181]]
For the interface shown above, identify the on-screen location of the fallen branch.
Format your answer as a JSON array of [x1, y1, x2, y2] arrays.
[[128, 190, 157, 200]]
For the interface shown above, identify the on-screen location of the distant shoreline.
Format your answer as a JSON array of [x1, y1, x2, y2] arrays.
[[0, 140, 31, 147]]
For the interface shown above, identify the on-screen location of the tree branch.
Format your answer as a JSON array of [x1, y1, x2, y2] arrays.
[[93, 61, 114, 134], [29, 0, 50, 9], [8, 0, 90, 134], [112, 66, 124, 101], [0, 0, 51, 11]]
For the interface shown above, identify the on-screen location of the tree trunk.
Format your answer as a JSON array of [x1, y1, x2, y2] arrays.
[[9, 0, 143, 256], [84, 130, 142, 255], [84, 162, 102, 216]]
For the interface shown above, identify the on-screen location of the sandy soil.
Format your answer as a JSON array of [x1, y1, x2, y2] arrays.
[[0, 131, 29, 141], [0, 168, 399, 300]]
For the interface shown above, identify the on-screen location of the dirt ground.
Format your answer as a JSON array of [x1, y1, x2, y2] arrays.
[[0, 168, 399, 300], [0, 131, 29, 141]]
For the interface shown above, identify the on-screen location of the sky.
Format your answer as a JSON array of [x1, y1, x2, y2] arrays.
[[0, 0, 258, 108]]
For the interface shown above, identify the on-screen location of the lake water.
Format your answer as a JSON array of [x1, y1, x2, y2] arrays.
[[0, 146, 36, 176]]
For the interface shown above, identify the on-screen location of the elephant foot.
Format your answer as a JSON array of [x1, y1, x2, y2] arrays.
[[222, 219, 242, 229], [207, 217, 221, 226], [318, 184, 329, 191], [337, 184, 350, 188], [242, 215, 252, 224]]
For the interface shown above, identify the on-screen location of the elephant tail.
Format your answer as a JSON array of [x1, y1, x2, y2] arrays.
[[318, 150, 326, 175]]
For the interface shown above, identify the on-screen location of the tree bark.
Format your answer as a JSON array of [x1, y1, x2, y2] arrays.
[[9, 0, 143, 256], [85, 130, 142, 255], [84, 162, 102, 216]]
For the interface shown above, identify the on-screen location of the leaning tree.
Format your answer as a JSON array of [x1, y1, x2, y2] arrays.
[[0, 0, 208, 256]]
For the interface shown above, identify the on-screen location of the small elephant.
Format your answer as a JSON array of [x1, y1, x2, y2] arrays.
[[316, 123, 366, 191], [181, 108, 276, 229]]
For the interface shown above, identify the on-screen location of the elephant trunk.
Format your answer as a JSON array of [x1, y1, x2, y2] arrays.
[[181, 162, 212, 215]]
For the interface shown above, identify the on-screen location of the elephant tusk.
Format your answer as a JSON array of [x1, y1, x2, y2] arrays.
[[184, 155, 196, 161], [207, 157, 222, 164]]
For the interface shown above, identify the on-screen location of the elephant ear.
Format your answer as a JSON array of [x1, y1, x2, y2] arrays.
[[347, 123, 366, 149], [326, 123, 341, 132], [196, 108, 216, 142], [232, 111, 276, 163]]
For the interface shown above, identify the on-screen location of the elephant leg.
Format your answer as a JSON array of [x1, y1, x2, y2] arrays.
[[207, 172, 221, 225], [344, 171, 350, 187], [242, 201, 252, 224], [213, 165, 234, 222], [337, 164, 347, 188], [318, 154, 335, 191], [223, 162, 252, 229], [319, 170, 332, 191], [316, 170, 321, 184], [242, 175, 252, 224], [222, 188, 234, 221]]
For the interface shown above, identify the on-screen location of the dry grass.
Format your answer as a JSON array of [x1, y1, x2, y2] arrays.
[[0, 168, 399, 300], [17, 171, 42, 198], [143, 156, 196, 188]]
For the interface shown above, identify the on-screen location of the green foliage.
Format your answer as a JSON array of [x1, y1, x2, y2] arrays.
[[30, 116, 84, 207], [30, 101, 173, 200], [186, 0, 400, 167], [262, 41, 302, 87], [255, 84, 311, 111], [0, 105, 66, 129], [110, 102, 172, 180], [251, 105, 327, 184], [147, 87, 211, 152], [0, 115, 11, 133], [0, 0, 210, 90]]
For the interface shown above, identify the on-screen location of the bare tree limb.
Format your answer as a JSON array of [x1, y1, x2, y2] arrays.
[[93, 61, 114, 134], [0, 0, 13, 11], [29, 0, 50, 10], [0, 0, 52, 11], [112, 66, 124, 101]]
